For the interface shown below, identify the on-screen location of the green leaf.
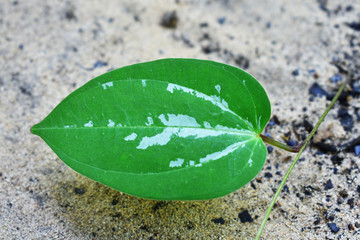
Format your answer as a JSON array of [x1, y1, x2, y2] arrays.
[[31, 58, 271, 200]]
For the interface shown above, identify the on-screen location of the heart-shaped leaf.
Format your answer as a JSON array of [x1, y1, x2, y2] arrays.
[[31, 59, 271, 200]]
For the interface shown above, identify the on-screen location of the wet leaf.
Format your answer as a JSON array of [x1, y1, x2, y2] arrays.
[[31, 59, 271, 200]]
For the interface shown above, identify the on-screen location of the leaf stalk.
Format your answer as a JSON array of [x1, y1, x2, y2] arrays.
[[260, 134, 303, 153]]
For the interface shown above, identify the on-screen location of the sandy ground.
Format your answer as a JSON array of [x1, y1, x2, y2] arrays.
[[1, 0, 359, 239]]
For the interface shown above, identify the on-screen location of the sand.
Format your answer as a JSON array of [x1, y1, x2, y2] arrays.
[[1, 0, 359, 239]]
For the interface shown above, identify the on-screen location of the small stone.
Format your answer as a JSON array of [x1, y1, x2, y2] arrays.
[[345, 22, 360, 31], [211, 217, 225, 225], [74, 187, 86, 195], [264, 172, 273, 178], [93, 61, 108, 69], [234, 55, 250, 69], [238, 210, 253, 223], [331, 155, 344, 165], [160, 11, 178, 28], [339, 192, 349, 201], [313, 218, 320, 225], [287, 139, 296, 146], [338, 108, 354, 131], [327, 223, 340, 233], [324, 179, 334, 190], [354, 145, 360, 156], [217, 17, 226, 25], [330, 74, 342, 83], [309, 83, 328, 97], [292, 69, 300, 76]]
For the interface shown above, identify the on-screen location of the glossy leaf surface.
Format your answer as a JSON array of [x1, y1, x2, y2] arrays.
[[31, 59, 271, 200]]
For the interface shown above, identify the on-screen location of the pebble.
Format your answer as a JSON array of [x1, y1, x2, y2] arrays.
[[355, 145, 360, 156], [238, 210, 253, 223], [234, 55, 250, 69], [309, 83, 328, 97], [160, 11, 178, 28], [211, 217, 225, 225], [345, 22, 360, 31], [217, 17, 226, 25], [328, 223, 340, 233], [330, 74, 342, 83], [264, 172, 273, 178], [292, 69, 300, 76], [93, 61, 108, 69], [324, 179, 334, 190], [337, 108, 354, 131], [267, 146, 274, 153], [74, 187, 86, 195]]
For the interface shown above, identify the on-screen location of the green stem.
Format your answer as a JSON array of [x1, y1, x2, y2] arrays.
[[255, 80, 347, 240], [260, 134, 303, 153]]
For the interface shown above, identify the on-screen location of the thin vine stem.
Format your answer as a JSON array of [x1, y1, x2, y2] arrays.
[[255, 79, 347, 240], [260, 134, 304, 153]]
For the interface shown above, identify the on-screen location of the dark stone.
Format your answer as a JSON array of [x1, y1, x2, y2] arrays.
[[345, 22, 360, 31], [160, 11, 178, 28], [348, 223, 355, 231], [303, 185, 316, 196], [338, 190, 348, 198], [234, 55, 250, 69], [74, 187, 86, 195], [312, 141, 337, 153], [345, 5, 353, 11], [340, 136, 360, 152], [264, 172, 273, 178], [199, 22, 208, 27], [337, 108, 354, 131], [185, 221, 194, 229], [201, 44, 220, 54], [309, 83, 328, 97], [269, 115, 280, 126], [313, 217, 320, 225], [152, 201, 167, 212], [317, 0, 329, 14], [19, 86, 32, 97], [331, 155, 344, 165], [330, 74, 342, 83], [324, 179, 334, 190], [267, 146, 273, 153], [327, 223, 340, 233], [287, 139, 296, 147], [93, 60, 108, 69], [238, 210, 253, 223], [292, 69, 300, 76], [326, 214, 334, 221], [303, 119, 313, 132], [211, 217, 225, 225], [347, 198, 354, 208], [282, 185, 289, 193], [217, 17, 226, 25], [65, 6, 76, 20], [355, 145, 360, 156]]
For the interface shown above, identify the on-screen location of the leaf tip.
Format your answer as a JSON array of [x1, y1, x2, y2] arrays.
[[30, 123, 40, 135]]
